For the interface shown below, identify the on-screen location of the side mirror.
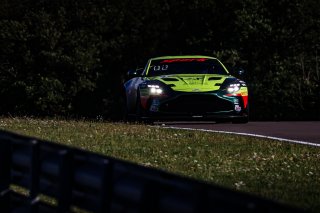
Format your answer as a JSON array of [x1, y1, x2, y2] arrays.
[[127, 68, 144, 79], [236, 68, 245, 76], [231, 68, 245, 78]]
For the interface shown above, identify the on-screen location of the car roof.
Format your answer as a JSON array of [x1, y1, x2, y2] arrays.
[[150, 55, 217, 60]]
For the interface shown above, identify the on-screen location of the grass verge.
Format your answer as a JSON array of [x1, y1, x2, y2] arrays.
[[0, 117, 319, 212]]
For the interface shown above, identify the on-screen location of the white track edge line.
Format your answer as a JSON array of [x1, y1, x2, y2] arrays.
[[160, 126, 320, 147]]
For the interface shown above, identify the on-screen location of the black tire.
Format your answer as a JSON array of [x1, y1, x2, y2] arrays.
[[119, 89, 135, 123], [122, 104, 135, 123]]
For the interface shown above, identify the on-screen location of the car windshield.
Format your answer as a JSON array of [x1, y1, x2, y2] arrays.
[[147, 58, 229, 76]]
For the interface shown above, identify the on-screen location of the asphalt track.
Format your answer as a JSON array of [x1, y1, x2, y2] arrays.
[[159, 121, 320, 146]]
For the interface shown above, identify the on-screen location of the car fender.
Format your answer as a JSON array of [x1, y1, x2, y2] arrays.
[[124, 77, 145, 113]]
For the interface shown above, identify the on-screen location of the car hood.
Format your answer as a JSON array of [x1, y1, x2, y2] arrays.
[[149, 74, 229, 92]]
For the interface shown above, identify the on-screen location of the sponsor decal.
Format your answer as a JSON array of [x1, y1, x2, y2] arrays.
[[150, 105, 159, 112], [160, 58, 208, 63], [235, 105, 242, 112], [153, 64, 169, 71], [150, 99, 160, 112]]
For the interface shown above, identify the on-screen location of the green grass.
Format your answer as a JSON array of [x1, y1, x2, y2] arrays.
[[1, 117, 320, 212]]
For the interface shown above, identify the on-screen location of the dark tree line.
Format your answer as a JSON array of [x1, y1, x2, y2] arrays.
[[0, 0, 319, 120]]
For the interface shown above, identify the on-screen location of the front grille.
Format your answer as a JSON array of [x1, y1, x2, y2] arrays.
[[160, 94, 233, 114]]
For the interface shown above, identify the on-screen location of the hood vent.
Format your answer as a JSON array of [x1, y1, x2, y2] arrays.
[[208, 77, 222, 81], [162, 78, 179, 81]]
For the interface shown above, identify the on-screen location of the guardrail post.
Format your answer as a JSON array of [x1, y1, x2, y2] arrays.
[[29, 140, 40, 213], [0, 137, 11, 212], [58, 149, 72, 212], [98, 159, 113, 213]]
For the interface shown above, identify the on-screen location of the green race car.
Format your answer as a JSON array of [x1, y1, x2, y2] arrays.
[[123, 55, 249, 123]]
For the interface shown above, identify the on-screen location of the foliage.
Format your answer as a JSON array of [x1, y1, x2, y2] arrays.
[[0, 0, 319, 120]]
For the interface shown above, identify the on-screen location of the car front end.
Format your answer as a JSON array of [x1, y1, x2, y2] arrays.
[[138, 74, 248, 122]]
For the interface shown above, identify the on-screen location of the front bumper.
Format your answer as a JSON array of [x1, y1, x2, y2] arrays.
[[143, 91, 248, 120]]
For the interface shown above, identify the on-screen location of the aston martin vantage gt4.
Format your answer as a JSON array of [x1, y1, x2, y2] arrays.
[[124, 56, 249, 123]]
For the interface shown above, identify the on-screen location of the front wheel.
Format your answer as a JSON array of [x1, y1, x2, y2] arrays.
[[119, 91, 136, 123]]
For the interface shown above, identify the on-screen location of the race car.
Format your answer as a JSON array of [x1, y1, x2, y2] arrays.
[[123, 55, 249, 123]]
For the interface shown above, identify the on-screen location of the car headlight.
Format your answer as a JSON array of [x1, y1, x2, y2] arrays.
[[148, 85, 163, 95], [227, 83, 241, 93]]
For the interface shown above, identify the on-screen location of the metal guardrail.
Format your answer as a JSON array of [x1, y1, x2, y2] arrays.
[[0, 130, 305, 213]]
